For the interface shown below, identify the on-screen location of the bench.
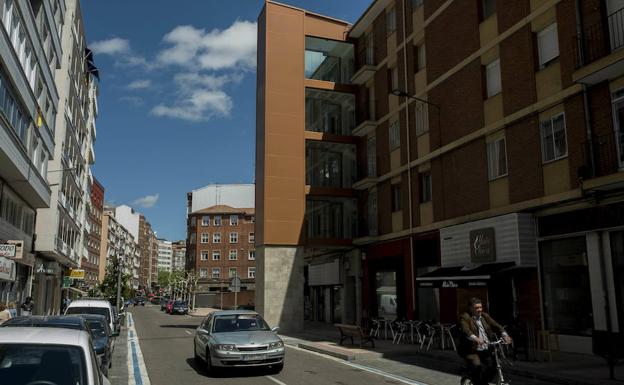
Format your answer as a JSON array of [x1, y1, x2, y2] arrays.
[[335, 323, 375, 348]]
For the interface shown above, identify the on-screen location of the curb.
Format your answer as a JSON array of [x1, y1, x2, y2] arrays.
[[297, 343, 357, 361]]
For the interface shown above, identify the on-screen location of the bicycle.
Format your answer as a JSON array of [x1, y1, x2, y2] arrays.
[[460, 339, 512, 385]]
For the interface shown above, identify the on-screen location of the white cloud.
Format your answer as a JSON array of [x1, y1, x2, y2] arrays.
[[132, 194, 159, 208], [90, 38, 130, 55], [157, 20, 257, 71], [119, 96, 145, 106], [151, 89, 232, 122], [127, 79, 152, 90]]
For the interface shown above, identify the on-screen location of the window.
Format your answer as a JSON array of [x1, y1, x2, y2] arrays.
[[485, 59, 501, 98], [250, 216, 255, 223], [230, 215, 238, 225], [213, 216, 221, 226], [420, 172, 432, 203], [537, 23, 559, 68], [248, 267, 256, 279], [212, 233, 221, 243], [229, 249, 238, 260], [487, 138, 508, 180], [201, 216, 210, 226], [248, 250, 255, 260], [200, 251, 208, 261], [212, 268, 220, 279], [367, 189, 378, 236], [541, 113, 567, 163], [391, 183, 402, 212], [249, 233, 255, 243], [481, 0, 496, 20], [415, 103, 428, 135], [415, 44, 426, 71], [229, 268, 238, 278], [390, 66, 399, 93], [386, 7, 396, 34], [199, 268, 208, 278], [412, 0, 424, 9], [367, 136, 377, 177], [229, 232, 238, 243], [389, 119, 400, 150], [212, 250, 221, 260], [200, 233, 209, 244]]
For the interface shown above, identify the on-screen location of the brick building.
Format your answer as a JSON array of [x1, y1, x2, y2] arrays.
[[84, 178, 104, 291], [256, 0, 624, 352]]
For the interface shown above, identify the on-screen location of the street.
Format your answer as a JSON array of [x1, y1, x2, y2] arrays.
[[108, 304, 561, 385]]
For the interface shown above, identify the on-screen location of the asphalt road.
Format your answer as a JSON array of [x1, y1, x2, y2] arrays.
[[118, 305, 560, 385]]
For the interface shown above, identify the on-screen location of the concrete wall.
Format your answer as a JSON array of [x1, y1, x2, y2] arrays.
[[114, 205, 140, 240]]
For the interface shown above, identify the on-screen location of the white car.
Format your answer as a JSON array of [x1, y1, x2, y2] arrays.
[[0, 327, 111, 385], [65, 299, 116, 334]]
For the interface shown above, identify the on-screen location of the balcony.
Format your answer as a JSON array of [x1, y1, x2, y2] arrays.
[[351, 45, 376, 85], [574, 7, 624, 84], [579, 133, 621, 180], [305, 89, 355, 136], [353, 102, 377, 137]]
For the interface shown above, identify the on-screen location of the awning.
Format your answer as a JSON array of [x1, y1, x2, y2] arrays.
[[67, 287, 88, 296], [416, 262, 516, 288]]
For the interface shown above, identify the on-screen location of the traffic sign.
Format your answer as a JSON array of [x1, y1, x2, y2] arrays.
[[230, 276, 241, 293], [62, 276, 71, 288]]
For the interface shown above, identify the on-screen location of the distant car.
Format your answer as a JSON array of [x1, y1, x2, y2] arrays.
[[171, 301, 189, 315], [0, 327, 111, 384], [193, 310, 284, 374], [79, 314, 117, 376], [165, 300, 175, 314], [134, 297, 146, 306], [65, 299, 116, 334], [160, 300, 169, 311]]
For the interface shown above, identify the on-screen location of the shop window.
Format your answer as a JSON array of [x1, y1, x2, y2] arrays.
[[375, 271, 397, 319], [540, 237, 593, 336]]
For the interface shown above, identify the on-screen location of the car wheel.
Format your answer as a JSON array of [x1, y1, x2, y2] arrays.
[[269, 362, 284, 374], [194, 343, 200, 363], [205, 348, 213, 374]]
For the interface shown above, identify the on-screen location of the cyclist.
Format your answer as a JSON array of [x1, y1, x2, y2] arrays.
[[458, 297, 512, 385]]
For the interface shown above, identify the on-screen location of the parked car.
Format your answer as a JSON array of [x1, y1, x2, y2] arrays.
[[171, 301, 189, 315], [193, 310, 284, 374], [0, 327, 111, 384], [1, 315, 90, 331], [133, 297, 146, 306], [79, 314, 116, 376], [165, 300, 175, 314], [65, 299, 116, 334]]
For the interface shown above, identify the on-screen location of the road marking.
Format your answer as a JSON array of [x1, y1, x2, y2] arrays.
[[266, 375, 287, 385], [185, 330, 192, 335], [126, 313, 151, 385], [285, 345, 429, 385]]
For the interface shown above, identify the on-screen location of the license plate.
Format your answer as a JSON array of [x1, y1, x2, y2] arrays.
[[243, 354, 266, 361]]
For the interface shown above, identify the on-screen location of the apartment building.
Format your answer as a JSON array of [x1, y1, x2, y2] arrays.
[[33, 0, 98, 315], [171, 240, 186, 271], [0, 0, 64, 305], [186, 184, 255, 307], [256, 0, 624, 352], [83, 177, 104, 291], [100, 207, 137, 289], [157, 238, 172, 272]]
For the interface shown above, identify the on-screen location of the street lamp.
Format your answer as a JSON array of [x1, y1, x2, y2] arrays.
[[390, 89, 440, 114]]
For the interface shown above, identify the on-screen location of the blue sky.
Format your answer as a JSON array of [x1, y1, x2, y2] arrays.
[[83, 0, 371, 241]]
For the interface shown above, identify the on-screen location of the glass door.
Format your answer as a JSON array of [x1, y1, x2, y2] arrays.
[[612, 91, 624, 168]]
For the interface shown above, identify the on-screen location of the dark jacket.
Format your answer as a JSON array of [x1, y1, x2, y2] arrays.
[[457, 311, 505, 357]]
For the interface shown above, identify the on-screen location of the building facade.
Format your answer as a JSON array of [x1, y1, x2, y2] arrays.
[[0, 0, 64, 306], [99, 207, 137, 289], [171, 240, 186, 271], [256, 0, 624, 353], [157, 238, 172, 272], [33, 0, 98, 315], [83, 177, 104, 291]]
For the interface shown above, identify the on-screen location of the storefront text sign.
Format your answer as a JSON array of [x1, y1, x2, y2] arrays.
[[69, 269, 85, 280], [470, 227, 496, 263], [35, 262, 59, 275], [7, 240, 23, 259], [0, 244, 16, 257], [0, 257, 16, 281]]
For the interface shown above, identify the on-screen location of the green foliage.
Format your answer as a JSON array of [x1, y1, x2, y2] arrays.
[[100, 255, 132, 300]]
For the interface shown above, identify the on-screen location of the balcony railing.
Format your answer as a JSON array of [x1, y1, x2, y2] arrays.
[[574, 7, 624, 68], [580, 133, 620, 179]]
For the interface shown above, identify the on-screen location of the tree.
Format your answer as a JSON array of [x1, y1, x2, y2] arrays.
[[100, 255, 132, 302], [157, 270, 171, 288]]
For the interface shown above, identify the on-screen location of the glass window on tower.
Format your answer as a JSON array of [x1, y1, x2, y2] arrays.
[[305, 36, 354, 84]]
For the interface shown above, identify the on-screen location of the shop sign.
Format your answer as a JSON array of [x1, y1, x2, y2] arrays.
[[35, 261, 60, 275], [69, 269, 85, 280], [0, 257, 16, 281], [470, 227, 496, 264], [0, 244, 16, 257], [62, 276, 71, 288], [418, 279, 488, 288], [7, 240, 23, 259]]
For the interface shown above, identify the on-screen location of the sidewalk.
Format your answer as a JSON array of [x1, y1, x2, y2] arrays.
[[279, 321, 624, 385]]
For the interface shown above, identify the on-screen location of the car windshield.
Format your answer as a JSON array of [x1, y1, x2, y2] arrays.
[[85, 320, 108, 338], [0, 344, 88, 385], [66, 307, 110, 324], [212, 315, 271, 333]]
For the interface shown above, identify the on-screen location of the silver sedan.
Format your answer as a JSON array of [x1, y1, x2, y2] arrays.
[[193, 310, 285, 374]]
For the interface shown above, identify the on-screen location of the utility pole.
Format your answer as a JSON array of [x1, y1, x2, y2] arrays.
[[116, 255, 123, 312]]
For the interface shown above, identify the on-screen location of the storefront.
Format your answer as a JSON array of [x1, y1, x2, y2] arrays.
[[417, 213, 539, 327], [0, 256, 16, 302], [31, 258, 62, 315], [306, 258, 343, 323], [537, 200, 624, 353]]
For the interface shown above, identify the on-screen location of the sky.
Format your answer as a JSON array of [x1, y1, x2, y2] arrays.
[[83, 0, 371, 241]]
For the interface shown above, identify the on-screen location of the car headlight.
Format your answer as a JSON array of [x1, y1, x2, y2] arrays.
[[216, 344, 236, 351], [269, 341, 284, 349]]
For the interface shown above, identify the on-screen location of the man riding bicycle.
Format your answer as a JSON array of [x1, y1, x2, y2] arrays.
[[458, 297, 512, 385]]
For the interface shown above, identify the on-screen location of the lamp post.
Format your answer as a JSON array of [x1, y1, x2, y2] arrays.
[[116, 254, 123, 313]]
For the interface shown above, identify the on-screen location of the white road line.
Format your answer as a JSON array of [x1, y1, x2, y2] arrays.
[[266, 375, 288, 385], [185, 330, 192, 335], [285, 345, 429, 385]]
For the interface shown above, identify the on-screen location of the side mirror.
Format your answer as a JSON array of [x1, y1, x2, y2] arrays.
[[271, 326, 280, 333]]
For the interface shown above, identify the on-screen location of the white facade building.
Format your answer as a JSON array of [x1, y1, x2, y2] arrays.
[[157, 238, 172, 272], [113, 205, 140, 240], [189, 184, 254, 214], [100, 208, 138, 289]]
